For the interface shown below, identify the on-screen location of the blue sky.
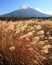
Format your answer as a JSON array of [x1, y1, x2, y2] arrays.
[[0, 0, 52, 15]]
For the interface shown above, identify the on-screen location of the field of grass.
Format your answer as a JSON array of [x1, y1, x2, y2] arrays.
[[0, 19, 52, 65]]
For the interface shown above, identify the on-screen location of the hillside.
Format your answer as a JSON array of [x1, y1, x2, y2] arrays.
[[0, 19, 52, 65]]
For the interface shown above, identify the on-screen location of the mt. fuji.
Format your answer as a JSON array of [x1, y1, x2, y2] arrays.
[[0, 5, 51, 18]]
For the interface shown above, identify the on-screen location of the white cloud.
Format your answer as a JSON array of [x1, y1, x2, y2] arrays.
[[46, 12, 52, 15], [20, 4, 32, 9], [35, 8, 52, 15]]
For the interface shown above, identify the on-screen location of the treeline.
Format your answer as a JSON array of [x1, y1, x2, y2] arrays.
[[0, 17, 52, 21]]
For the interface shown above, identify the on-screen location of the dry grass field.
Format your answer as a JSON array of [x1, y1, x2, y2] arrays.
[[0, 19, 52, 65]]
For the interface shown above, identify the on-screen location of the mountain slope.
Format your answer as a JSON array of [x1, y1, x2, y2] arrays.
[[0, 6, 50, 18]]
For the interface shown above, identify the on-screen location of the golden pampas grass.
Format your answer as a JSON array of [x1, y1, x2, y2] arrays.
[[0, 19, 52, 65]]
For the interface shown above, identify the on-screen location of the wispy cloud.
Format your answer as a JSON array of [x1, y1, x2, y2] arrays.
[[20, 4, 32, 9], [35, 8, 52, 15]]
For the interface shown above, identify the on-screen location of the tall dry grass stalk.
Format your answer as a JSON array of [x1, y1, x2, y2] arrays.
[[0, 19, 52, 65]]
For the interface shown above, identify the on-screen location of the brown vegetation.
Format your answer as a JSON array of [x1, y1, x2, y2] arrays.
[[0, 19, 52, 65]]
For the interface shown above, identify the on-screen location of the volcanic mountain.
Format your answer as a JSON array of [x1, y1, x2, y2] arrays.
[[0, 5, 50, 18]]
